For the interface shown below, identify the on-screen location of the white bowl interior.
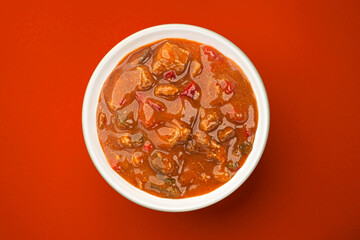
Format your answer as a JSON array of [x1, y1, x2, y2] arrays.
[[82, 24, 269, 212]]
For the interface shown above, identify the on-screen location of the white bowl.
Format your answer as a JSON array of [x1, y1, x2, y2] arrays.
[[82, 24, 270, 212]]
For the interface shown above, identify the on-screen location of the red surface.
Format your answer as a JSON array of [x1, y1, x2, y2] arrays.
[[0, 0, 359, 239]]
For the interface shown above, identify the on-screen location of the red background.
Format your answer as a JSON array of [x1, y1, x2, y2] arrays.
[[1, 0, 359, 239]]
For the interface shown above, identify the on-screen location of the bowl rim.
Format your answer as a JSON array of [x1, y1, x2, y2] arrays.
[[82, 23, 270, 212]]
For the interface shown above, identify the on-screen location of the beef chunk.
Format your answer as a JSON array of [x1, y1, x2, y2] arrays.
[[154, 84, 179, 97], [217, 127, 235, 142], [200, 112, 219, 132], [152, 42, 189, 75], [149, 150, 175, 175]]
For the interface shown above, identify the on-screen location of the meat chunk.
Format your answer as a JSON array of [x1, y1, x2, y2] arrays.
[[217, 127, 235, 142], [149, 150, 175, 175], [207, 140, 227, 163], [152, 42, 190, 75], [200, 112, 219, 132], [132, 151, 144, 167], [118, 132, 144, 148], [186, 130, 226, 163], [135, 66, 155, 90], [107, 66, 154, 109], [213, 165, 230, 182], [190, 59, 202, 78], [154, 84, 179, 97], [193, 130, 211, 147], [156, 125, 190, 148], [185, 130, 211, 153], [179, 128, 191, 141]]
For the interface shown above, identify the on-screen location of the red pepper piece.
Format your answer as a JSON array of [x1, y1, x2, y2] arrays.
[[203, 46, 216, 58], [224, 80, 236, 94], [163, 70, 176, 81], [113, 165, 121, 171], [246, 130, 250, 137], [180, 81, 199, 99], [217, 79, 236, 94], [119, 98, 127, 107], [203, 46, 222, 61], [135, 92, 146, 103], [146, 99, 165, 112], [138, 119, 156, 129], [143, 141, 152, 153]]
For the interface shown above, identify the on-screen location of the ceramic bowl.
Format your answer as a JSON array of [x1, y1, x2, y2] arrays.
[[82, 24, 269, 212]]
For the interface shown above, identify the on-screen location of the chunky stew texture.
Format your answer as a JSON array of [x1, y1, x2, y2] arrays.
[[97, 39, 258, 198]]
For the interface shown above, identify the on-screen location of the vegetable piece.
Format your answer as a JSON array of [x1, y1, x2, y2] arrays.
[[142, 141, 152, 153], [154, 84, 179, 97], [132, 133, 144, 145], [149, 150, 174, 175], [115, 110, 134, 129], [200, 112, 219, 132], [227, 161, 239, 170], [180, 81, 200, 99], [152, 42, 190, 75], [138, 48, 152, 64], [136, 92, 165, 111], [203, 46, 222, 61], [113, 165, 121, 171], [135, 92, 146, 103], [246, 130, 250, 137], [146, 98, 166, 112], [239, 141, 252, 156], [163, 70, 176, 81], [218, 127, 235, 142], [118, 98, 127, 108], [98, 112, 107, 129], [128, 48, 152, 64], [164, 178, 176, 184], [224, 81, 236, 94], [203, 46, 216, 58], [150, 184, 181, 198], [216, 79, 236, 94]]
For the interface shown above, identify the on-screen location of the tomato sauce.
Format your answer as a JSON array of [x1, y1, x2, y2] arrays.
[[97, 39, 258, 198]]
